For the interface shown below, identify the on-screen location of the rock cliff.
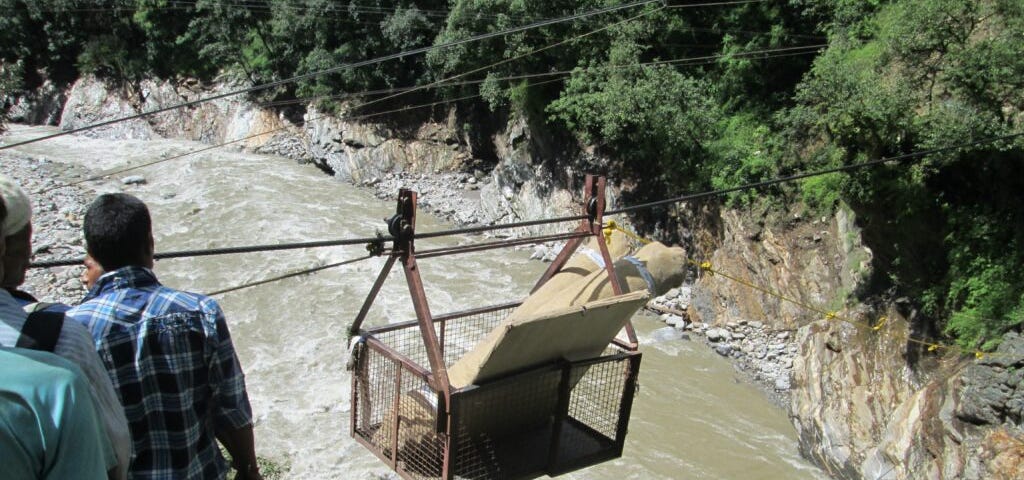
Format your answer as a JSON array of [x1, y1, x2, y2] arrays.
[[51, 76, 583, 234], [690, 205, 1024, 479]]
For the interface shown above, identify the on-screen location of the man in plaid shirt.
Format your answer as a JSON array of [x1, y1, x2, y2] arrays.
[[66, 193, 262, 480]]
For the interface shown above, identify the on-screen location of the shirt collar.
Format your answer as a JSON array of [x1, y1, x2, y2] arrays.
[[87, 266, 161, 298], [0, 288, 20, 310]]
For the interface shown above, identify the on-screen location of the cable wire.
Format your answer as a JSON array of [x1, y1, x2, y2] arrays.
[[33, 5, 666, 192], [205, 253, 374, 296], [256, 43, 824, 108], [0, 0, 662, 150], [27, 131, 1024, 269], [606, 131, 1024, 215], [19, 4, 806, 195]]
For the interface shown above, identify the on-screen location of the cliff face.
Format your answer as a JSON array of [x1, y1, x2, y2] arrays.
[[51, 76, 582, 232], [691, 206, 1024, 479]]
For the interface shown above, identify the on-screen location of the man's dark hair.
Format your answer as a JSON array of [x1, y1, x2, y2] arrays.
[[84, 193, 153, 270]]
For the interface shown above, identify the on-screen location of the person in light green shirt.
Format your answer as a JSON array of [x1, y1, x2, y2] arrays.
[[1, 162, 112, 480], [0, 346, 115, 479]]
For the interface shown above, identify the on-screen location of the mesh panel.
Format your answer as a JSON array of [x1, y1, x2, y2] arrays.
[[436, 309, 508, 367], [567, 358, 629, 440], [395, 370, 445, 479], [353, 342, 400, 460], [353, 306, 640, 480], [368, 306, 512, 370]]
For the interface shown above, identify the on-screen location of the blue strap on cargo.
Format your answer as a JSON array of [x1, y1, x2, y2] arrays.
[[622, 256, 656, 294]]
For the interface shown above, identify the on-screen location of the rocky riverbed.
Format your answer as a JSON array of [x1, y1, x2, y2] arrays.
[[645, 286, 797, 407], [2, 151, 94, 305]]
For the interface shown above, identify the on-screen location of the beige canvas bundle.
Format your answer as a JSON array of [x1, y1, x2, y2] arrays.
[[448, 241, 687, 388]]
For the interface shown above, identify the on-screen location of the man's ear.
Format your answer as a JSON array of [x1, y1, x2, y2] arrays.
[[146, 234, 156, 269]]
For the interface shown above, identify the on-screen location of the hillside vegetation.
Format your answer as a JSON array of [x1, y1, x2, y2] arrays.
[[1, 0, 1022, 350]]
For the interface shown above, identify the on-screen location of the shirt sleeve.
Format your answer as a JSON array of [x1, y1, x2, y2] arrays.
[[205, 299, 254, 431], [44, 364, 114, 480], [55, 320, 132, 480]]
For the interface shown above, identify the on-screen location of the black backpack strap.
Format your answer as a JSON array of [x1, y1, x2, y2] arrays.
[[16, 310, 65, 352]]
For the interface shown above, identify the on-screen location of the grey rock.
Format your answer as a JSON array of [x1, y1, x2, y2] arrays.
[[122, 175, 147, 185], [957, 332, 1024, 425], [706, 328, 731, 342], [650, 327, 685, 343], [529, 245, 548, 260]]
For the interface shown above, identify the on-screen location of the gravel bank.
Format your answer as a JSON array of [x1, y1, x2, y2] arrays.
[[646, 286, 797, 407], [2, 150, 94, 306]]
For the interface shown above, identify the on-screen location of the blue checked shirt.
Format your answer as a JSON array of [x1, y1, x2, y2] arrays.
[[66, 266, 253, 480]]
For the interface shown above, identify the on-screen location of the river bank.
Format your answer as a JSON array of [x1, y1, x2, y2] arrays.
[[2, 150, 92, 305]]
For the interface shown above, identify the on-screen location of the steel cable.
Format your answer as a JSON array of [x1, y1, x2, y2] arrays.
[[205, 254, 374, 296], [27, 131, 1024, 269], [0, 0, 662, 150]]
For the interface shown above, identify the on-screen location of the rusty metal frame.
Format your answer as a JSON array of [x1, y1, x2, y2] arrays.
[[349, 174, 642, 479], [528, 175, 638, 349]]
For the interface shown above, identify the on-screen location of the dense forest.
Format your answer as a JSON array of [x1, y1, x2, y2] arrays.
[[1, 0, 1022, 351]]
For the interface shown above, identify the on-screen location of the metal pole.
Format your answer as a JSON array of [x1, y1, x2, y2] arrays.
[[394, 190, 453, 397], [350, 256, 398, 336], [591, 176, 638, 347], [531, 174, 600, 293]]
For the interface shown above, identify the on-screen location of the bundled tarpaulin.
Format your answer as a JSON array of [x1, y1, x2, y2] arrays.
[[449, 241, 687, 388]]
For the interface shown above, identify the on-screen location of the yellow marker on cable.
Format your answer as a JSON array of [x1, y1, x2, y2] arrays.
[[873, 316, 887, 331], [603, 220, 616, 244]]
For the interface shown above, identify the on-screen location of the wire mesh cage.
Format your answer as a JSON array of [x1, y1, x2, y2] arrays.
[[351, 304, 642, 480]]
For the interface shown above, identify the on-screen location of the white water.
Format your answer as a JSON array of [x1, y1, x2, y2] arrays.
[[4, 125, 825, 479]]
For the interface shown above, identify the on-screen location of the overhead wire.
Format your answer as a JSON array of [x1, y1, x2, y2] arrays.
[[605, 131, 1024, 216], [205, 253, 374, 297], [31, 3, 669, 193], [28, 130, 1023, 269], [256, 43, 824, 108], [0, 0, 665, 150], [27, 3, 671, 275], [603, 221, 1012, 359], [36, 43, 821, 192]]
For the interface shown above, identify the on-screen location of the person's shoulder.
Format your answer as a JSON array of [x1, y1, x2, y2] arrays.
[[0, 347, 87, 384], [155, 286, 223, 315]]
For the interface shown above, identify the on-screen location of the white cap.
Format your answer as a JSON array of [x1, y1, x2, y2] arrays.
[[0, 174, 31, 236]]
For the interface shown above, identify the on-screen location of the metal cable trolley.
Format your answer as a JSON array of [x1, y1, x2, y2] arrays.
[[348, 175, 643, 480]]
